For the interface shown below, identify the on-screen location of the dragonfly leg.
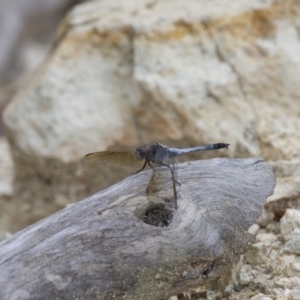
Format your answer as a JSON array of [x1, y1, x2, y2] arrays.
[[160, 163, 178, 209], [175, 180, 181, 187], [160, 163, 180, 185], [132, 159, 148, 175], [147, 161, 155, 170]]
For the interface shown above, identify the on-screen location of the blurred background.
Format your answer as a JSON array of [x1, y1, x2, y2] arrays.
[[1, 0, 299, 237], [0, 0, 83, 116], [0, 0, 84, 237], [1, 0, 300, 298]]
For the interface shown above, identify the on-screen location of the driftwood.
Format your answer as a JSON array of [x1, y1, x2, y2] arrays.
[[0, 158, 276, 300]]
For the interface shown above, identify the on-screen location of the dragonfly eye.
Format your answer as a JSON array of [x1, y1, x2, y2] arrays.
[[136, 146, 147, 160]]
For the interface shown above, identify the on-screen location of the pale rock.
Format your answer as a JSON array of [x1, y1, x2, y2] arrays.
[[206, 290, 223, 300], [268, 249, 279, 261], [267, 177, 300, 203], [279, 254, 299, 287], [284, 262, 300, 277], [247, 231, 281, 263], [277, 289, 293, 300], [250, 294, 272, 300], [244, 242, 269, 265], [273, 288, 285, 296], [256, 281, 273, 296], [249, 223, 260, 235], [252, 273, 272, 286], [2, 0, 298, 232], [238, 264, 254, 285], [284, 228, 300, 255], [280, 209, 300, 242], [272, 158, 300, 178], [255, 231, 278, 244], [217, 260, 242, 293], [256, 209, 275, 228], [266, 221, 281, 233], [291, 288, 300, 300], [268, 158, 300, 203], [274, 277, 300, 289], [223, 284, 233, 296]]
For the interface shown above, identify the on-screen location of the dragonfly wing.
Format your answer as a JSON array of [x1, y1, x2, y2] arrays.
[[149, 157, 178, 186], [83, 150, 146, 170]]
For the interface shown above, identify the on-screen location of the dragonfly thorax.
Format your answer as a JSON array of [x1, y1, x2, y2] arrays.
[[136, 143, 170, 164]]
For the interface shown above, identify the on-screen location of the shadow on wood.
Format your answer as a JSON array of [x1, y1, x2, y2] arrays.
[[0, 158, 276, 300]]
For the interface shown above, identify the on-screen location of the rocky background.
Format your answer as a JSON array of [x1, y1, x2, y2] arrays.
[[0, 0, 300, 299]]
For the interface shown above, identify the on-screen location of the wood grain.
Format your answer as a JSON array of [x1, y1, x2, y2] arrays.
[[0, 158, 276, 300]]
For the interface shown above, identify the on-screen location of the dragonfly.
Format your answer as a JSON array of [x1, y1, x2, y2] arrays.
[[83, 142, 229, 208]]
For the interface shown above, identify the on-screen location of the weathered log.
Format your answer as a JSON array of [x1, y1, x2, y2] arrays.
[[0, 158, 276, 300]]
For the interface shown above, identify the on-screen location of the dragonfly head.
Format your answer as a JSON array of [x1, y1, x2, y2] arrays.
[[136, 146, 148, 160]]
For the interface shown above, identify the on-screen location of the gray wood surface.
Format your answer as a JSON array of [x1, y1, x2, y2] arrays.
[[0, 158, 276, 300]]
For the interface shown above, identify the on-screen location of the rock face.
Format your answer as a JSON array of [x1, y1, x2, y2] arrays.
[[280, 209, 300, 242], [2, 0, 300, 238]]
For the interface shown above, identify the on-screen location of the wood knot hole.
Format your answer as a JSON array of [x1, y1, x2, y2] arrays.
[[143, 205, 173, 227]]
